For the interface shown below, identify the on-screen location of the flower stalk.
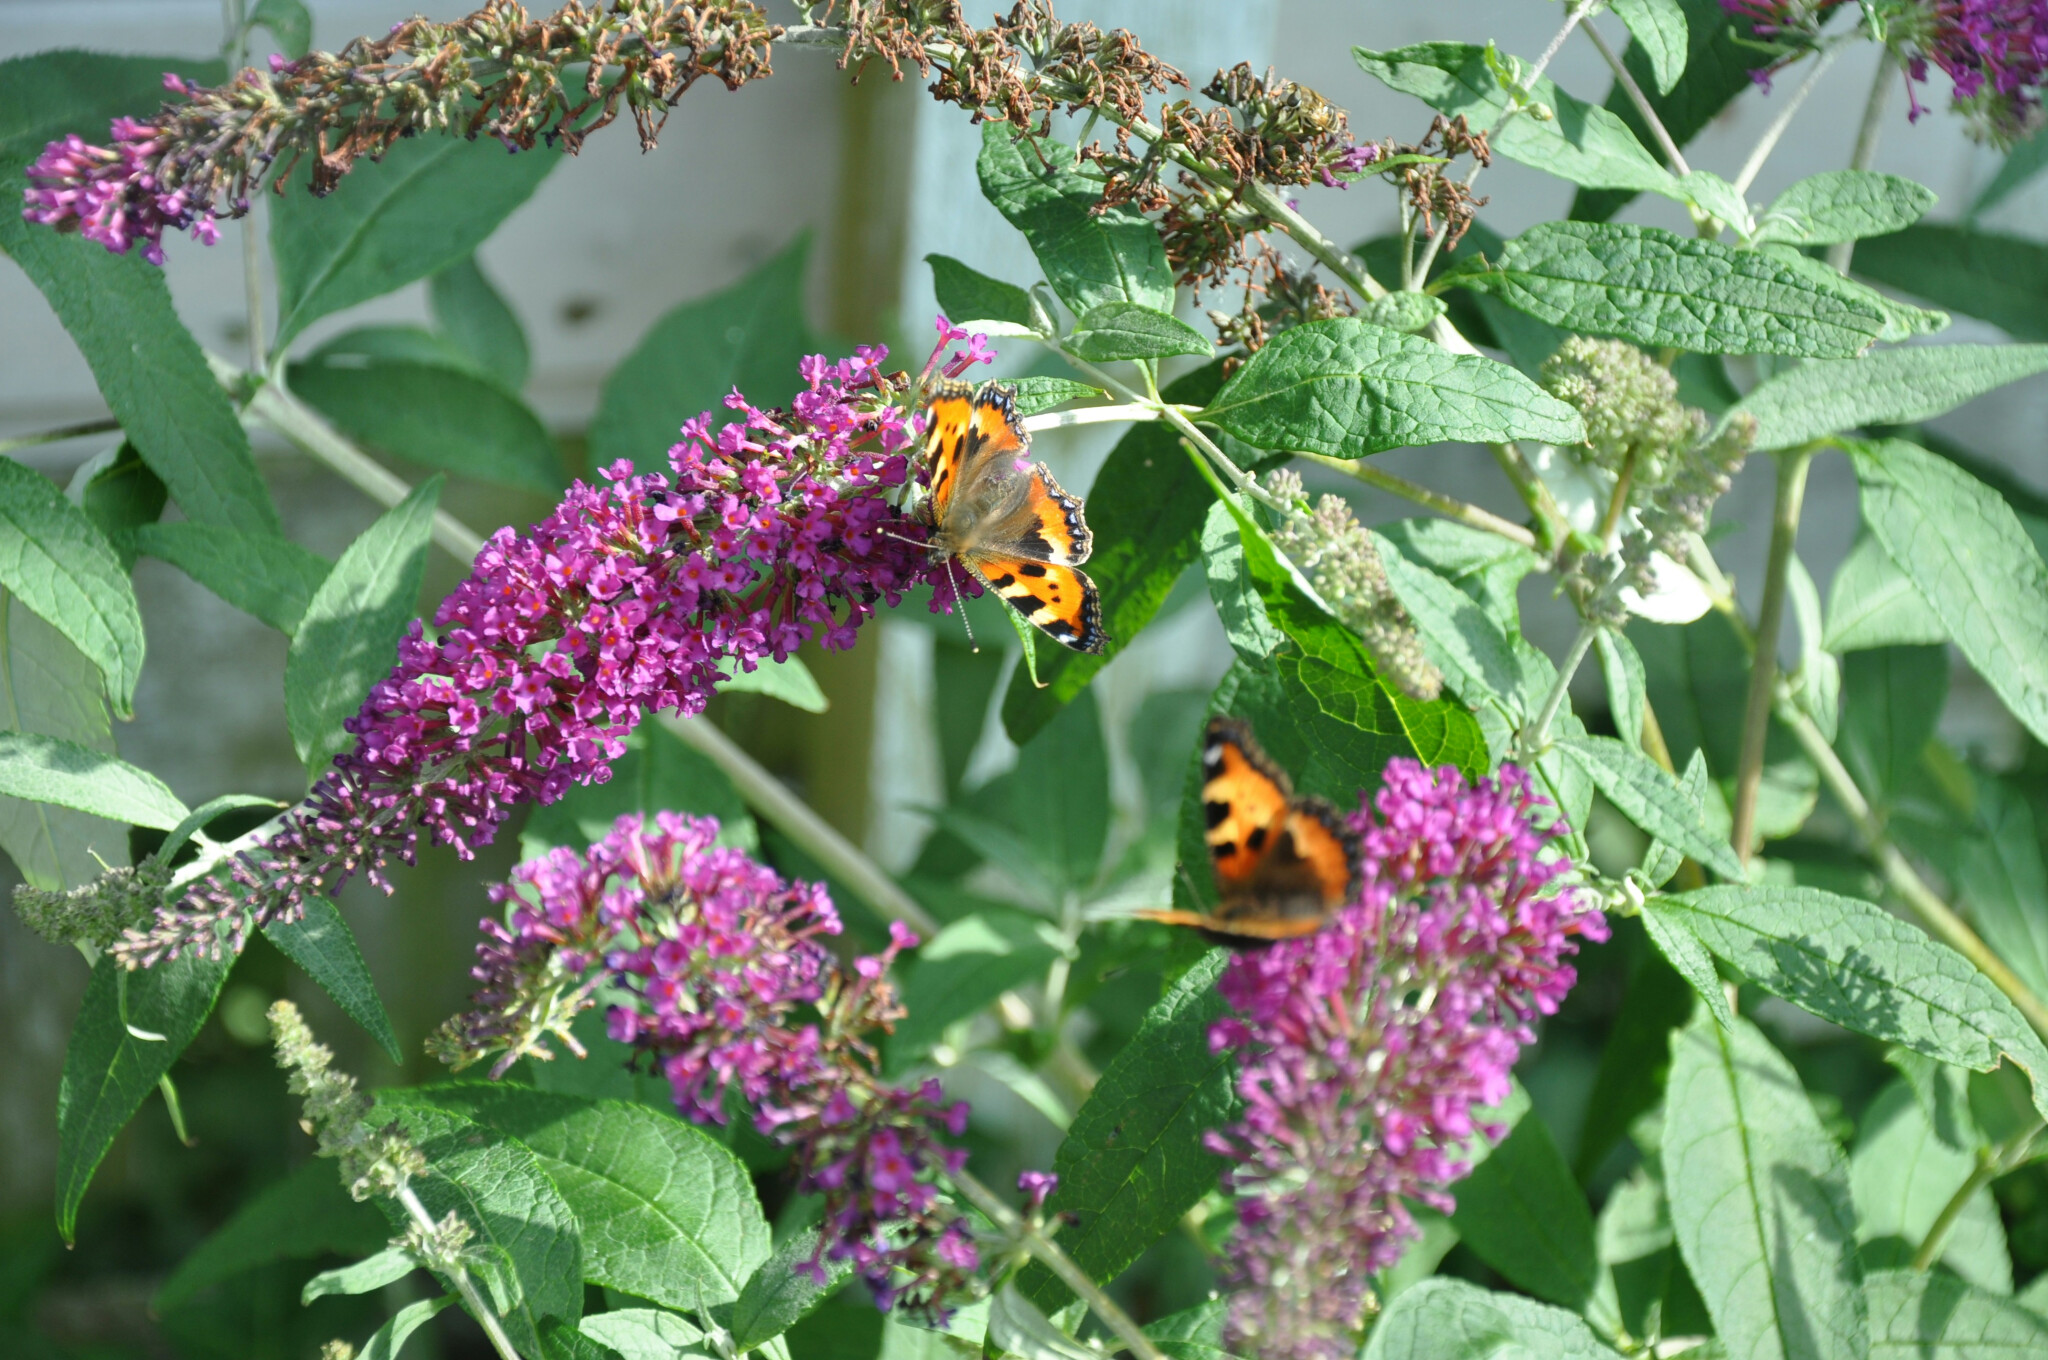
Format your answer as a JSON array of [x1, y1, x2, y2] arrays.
[[1731, 446, 1816, 865], [1909, 1117, 2045, 1273]]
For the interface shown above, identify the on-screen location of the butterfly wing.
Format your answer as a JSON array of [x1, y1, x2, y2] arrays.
[[920, 381, 980, 528], [966, 554, 1106, 653], [1137, 717, 1361, 944]]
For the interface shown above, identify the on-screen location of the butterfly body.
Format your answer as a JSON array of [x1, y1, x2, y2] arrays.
[[919, 380, 1106, 654], [1140, 716, 1362, 945]]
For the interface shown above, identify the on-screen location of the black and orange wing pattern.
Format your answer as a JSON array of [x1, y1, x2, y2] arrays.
[[1139, 717, 1361, 945], [967, 553, 1105, 654], [919, 379, 1107, 654]]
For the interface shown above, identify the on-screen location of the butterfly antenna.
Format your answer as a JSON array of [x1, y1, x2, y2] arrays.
[[946, 561, 978, 653]]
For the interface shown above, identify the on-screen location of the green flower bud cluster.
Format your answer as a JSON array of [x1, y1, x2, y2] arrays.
[[268, 1000, 427, 1203], [13, 861, 169, 950], [1541, 339, 1755, 625], [1265, 470, 1442, 702]]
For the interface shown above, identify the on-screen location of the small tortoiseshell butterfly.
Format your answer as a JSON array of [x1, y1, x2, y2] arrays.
[[918, 379, 1107, 654], [1139, 716, 1361, 943]]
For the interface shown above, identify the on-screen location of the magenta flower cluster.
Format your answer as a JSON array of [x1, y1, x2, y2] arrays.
[[23, 76, 223, 265], [438, 811, 982, 1317], [116, 342, 950, 966], [1207, 759, 1607, 1360], [1722, 0, 2048, 135]]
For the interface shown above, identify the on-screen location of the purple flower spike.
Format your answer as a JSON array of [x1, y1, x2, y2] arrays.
[[119, 347, 942, 966], [1209, 759, 1607, 1360], [437, 812, 979, 1320]]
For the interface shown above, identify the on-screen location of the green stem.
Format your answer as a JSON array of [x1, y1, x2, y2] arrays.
[[1733, 47, 1838, 197], [1583, 19, 1689, 175], [394, 1183, 526, 1360], [1780, 703, 2048, 1040], [1828, 48, 1899, 272], [1300, 451, 1537, 548], [1490, 442, 1573, 550], [1522, 621, 1600, 757], [1910, 1119, 2045, 1272], [0, 418, 123, 454], [1053, 348, 1285, 512], [948, 1166, 1165, 1360], [1731, 448, 1815, 864]]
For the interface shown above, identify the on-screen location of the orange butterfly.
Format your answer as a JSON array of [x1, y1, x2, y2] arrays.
[[1139, 716, 1361, 943], [918, 379, 1107, 654]]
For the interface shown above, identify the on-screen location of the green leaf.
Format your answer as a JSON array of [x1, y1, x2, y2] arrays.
[[1836, 645, 1946, 806], [0, 730, 185, 829], [1852, 223, 2048, 340], [1001, 363, 1232, 744], [1598, 629, 1649, 753], [1447, 222, 1888, 357], [1851, 438, 2048, 747], [891, 910, 1068, 1067], [1353, 43, 1679, 199], [976, 122, 1174, 316], [290, 340, 563, 494], [248, 0, 312, 58], [127, 522, 330, 637], [1008, 376, 1106, 416], [1610, 0, 1690, 94], [57, 950, 234, 1242], [1729, 344, 2048, 451], [1575, 941, 1697, 1181], [0, 458, 144, 716], [1374, 533, 1523, 712], [1377, 515, 1539, 632], [1021, 951, 1236, 1310], [1202, 501, 1286, 662], [262, 897, 400, 1062], [79, 443, 167, 571], [1201, 317, 1585, 456], [374, 1102, 583, 1352], [1759, 244, 1950, 343], [730, 1230, 854, 1351], [1642, 899, 1737, 1030], [154, 1157, 387, 1310], [302, 1245, 417, 1302], [389, 1085, 771, 1313], [1358, 291, 1448, 333], [590, 234, 814, 474], [989, 1285, 1096, 1360], [1654, 884, 2048, 1121], [926, 253, 1036, 330], [270, 134, 557, 350], [430, 254, 531, 390], [285, 477, 440, 775], [359, 1295, 457, 1360], [1573, 0, 1756, 221], [1558, 734, 1744, 879], [718, 655, 827, 713], [1362, 1277, 1623, 1360], [1951, 774, 2048, 1003], [1867, 1269, 2048, 1354], [1004, 686, 1112, 889], [1972, 132, 2048, 219], [1142, 1298, 1238, 1360], [150, 792, 282, 869], [0, 595, 121, 889], [1822, 531, 1946, 654], [1757, 172, 1936, 248], [578, 1309, 711, 1360], [1447, 1105, 1603, 1313], [0, 53, 279, 544], [1663, 1010, 1866, 1360], [1066, 302, 1210, 362], [540, 1318, 627, 1360], [1850, 1081, 2009, 1290]]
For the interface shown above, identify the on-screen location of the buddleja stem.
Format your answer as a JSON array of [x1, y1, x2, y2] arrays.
[[1909, 1119, 2045, 1272], [1581, 20, 1689, 175], [948, 1165, 1166, 1360], [0, 418, 123, 454], [1301, 452, 1538, 549], [1731, 446, 1815, 864], [1733, 46, 1839, 197], [1829, 47, 1899, 271], [1522, 621, 1600, 757], [394, 1183, 526, 1360]]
